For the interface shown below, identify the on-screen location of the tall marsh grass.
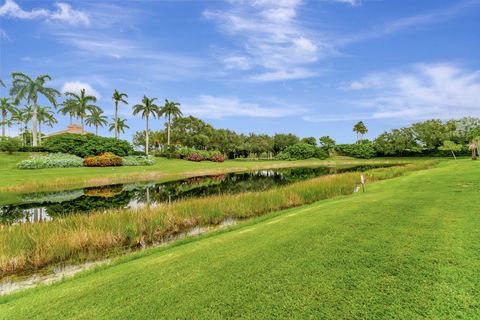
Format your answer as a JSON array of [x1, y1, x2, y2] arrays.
[[0, 161, 436, 276]]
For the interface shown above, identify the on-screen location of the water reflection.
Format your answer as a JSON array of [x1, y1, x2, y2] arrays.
[[0, 165, 388, 224]]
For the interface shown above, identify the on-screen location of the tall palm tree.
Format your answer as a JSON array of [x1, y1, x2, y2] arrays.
[[353, 121, 368, 143], [133, 95, 158, 155], [86, 108, 108, 136], [37, 106, 57, 144], [158, 99, 182, 146], [112, 89, 128, 139], [10, 73, 60, 146], [65, 88, 98, 133], [0, 97, 17, 137], [109, 118, 129, 138], [58, 98, 78, 125]]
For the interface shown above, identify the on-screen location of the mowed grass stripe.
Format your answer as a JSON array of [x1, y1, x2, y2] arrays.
[[0, 160, 479, 319]]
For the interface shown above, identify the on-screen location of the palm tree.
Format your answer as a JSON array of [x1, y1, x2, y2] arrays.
[[112, 89, 128, 139], [86, 108, 108, 136], [64, 88, 99, 133], [133, 95, 158, 155], [353, 121, 368, 143], [10, 73, 60, 146], [0, 79, 4, 87], [469, 138, 480, 160], [58, 99, 78, 125], [37, 106, 57, 144], [0, 97, 17, 137], [12, 106, 33, 146], [109, 118, 129, 138], [158, 99, 182, 146]]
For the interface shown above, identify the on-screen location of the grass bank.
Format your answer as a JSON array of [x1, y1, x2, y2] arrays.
[[0, 152, 423, 193], [0, 161, 435, 276], [1, 160, 478, 319]]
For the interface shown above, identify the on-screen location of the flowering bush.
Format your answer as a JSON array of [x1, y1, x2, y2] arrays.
[[210, 154, 225, 162], [18, 153, 84, 169], [84, 152, 123, 167], [185, 153, 204, 162], [122, 155, 155, 166]]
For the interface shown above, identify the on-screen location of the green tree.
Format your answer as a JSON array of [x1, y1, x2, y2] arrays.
[[86, 108, 108, 136], [37, 106, 57, 145], [64, 89, 99, 133], [10, 73, 60, 146], [301, 137, 317, 146], [0, 97, 17, 137], [353, 121, 368, 142], [58, 99, 78, 125], [411, 120, 451, 151], [319, 136, 336, 153], [438, 140, 462, 159], [109, 118, 129, 138], [158, 99, 182, 146], [133, 96, 159, 155], [273, 133, 299, 154], [112, 89, 128, 139]]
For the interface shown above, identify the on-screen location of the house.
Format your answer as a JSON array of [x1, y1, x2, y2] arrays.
[[47, 124, 90, 137]]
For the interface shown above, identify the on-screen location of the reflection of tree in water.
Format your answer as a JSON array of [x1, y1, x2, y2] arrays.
[[46, 191, 134, 217]]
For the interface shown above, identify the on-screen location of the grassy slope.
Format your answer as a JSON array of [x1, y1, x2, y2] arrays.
[[1, 160, 479, 319]]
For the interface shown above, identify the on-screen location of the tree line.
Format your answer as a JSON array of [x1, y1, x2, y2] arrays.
[[0, 73, 180, 154]]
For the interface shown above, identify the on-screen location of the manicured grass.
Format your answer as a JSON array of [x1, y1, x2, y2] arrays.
[[2, 160, 477, 319], [0, 152, 423, 193]]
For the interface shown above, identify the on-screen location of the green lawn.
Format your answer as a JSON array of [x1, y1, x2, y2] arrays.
[[1, 160, 478, 319], [0, 152, 410, 193]]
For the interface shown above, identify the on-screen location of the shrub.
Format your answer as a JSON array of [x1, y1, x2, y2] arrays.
[[336, 142, 376, 159], [284, 143, 317, 160], [0, 137, 21, 154], [18, 145, 48, 152], [185, 153, 204, 162], [17, 153, 84, 169], [122, 155, 156, 166], [42, 134, 133, 157], [314, 148, 328, 160], [210, 154, 225, 162], [84, 152, 123, 167]]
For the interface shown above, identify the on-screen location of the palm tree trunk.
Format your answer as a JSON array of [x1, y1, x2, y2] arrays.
[[114, 101, 118, 139], [1, 112, 5, 137], [96, 125, 99, 136], [81, 116, 84, 133], [167, 114, 171, 145], [32, 98, 39, 147], [145, 116, 149, 156], [69, 113, 73, 125], [38, 122, 42, 145]]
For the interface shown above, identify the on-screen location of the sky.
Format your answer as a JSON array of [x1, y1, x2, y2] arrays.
[[0, 0, 479, 142]]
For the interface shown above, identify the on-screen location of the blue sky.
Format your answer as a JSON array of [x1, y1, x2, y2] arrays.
[[1, 0, 479, 142]]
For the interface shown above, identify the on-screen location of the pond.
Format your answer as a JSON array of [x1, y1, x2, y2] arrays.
[[0, 165, 389, 224]]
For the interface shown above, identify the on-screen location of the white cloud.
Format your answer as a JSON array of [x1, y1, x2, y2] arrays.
[[338, 0, 475, 45], [182, 95, 308, 119], [0, 0, 89, 26], [330, 0, 361, 6], [204, 0, 332, 81], [251, 68, 318, 82], [347, 63, 480, 120], [61, 81, 100, 98], [341, 73, 386, 90]]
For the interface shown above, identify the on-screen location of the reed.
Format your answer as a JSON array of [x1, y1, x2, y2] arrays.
[[0, 161, 436, 276]]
